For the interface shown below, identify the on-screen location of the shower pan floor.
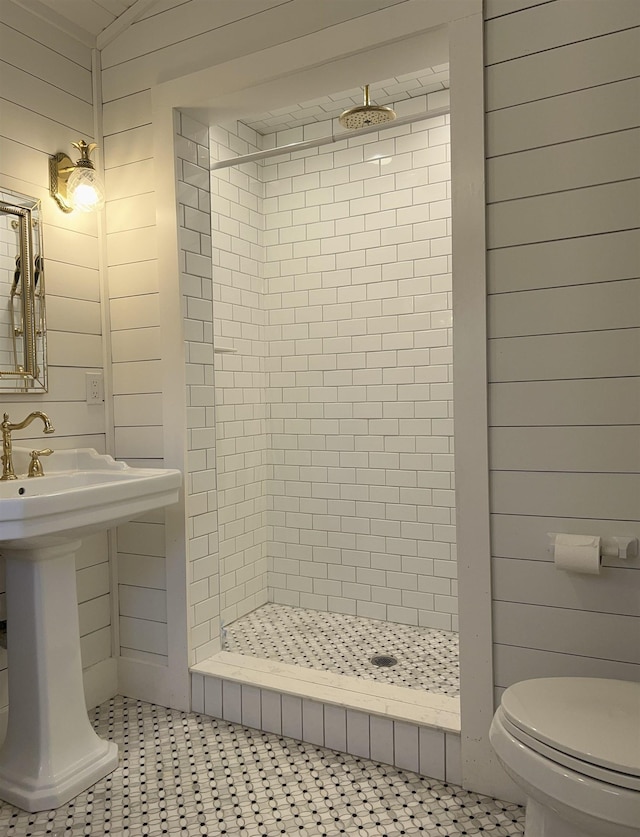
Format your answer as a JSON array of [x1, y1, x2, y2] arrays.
[[225, 603, 459, 697]]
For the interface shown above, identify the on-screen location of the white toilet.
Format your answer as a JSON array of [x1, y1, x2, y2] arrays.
[[490, 677, 640, 837]]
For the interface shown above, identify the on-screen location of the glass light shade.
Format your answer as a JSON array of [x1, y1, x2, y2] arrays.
[[66, 167, 105, 212]]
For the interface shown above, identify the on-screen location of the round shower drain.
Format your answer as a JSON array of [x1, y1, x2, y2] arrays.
[[370, 654, 398, 668]]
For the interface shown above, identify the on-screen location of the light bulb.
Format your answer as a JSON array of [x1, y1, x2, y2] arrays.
[[66, 167, 105, 212]]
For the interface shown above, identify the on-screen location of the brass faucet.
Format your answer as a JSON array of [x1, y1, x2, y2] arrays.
[[1, 411, 55, 480]]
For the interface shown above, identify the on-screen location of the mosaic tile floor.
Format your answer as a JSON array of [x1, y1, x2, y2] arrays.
[[0, 696, 524, 836], [225, 604, 460, 696]]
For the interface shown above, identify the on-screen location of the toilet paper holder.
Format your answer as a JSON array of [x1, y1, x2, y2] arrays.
[[547, 533, 638, 561]]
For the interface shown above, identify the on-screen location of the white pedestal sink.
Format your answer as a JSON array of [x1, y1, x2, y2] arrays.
[[0, 448, 181, 812]]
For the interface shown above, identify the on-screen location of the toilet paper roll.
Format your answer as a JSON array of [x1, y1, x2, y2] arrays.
[[553, 534, 601, 575]]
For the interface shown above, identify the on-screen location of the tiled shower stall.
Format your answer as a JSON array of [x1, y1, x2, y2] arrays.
[[175, 93, 456, 669]]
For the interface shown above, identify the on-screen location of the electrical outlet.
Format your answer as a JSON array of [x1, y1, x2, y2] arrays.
[[85, 372, 104, 404]]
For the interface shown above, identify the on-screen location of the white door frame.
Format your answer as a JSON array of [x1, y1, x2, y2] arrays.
[[151, 0, 510, 798]]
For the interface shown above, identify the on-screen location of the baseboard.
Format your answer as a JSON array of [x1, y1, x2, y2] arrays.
[[117, 655, 171, 705], [84, 657, 118, 710]]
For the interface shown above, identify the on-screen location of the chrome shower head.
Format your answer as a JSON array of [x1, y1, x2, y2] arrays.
[[338, 85, 396, 130]]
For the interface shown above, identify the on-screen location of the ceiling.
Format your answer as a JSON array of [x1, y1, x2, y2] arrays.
[[16, 0, 153, 45], [244, 66, 449, 135], [36, 0, 139, 35], [17, 0, 449, 135]]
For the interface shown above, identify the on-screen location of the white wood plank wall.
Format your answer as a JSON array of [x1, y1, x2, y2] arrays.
[[484, 0, 640, 698], [0, 1, 112, 724], [99, 0, 408, 101], [100, 3, 167, 667]]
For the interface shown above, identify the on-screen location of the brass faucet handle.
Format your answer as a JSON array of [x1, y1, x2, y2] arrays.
[[28, 448, 53, 478]]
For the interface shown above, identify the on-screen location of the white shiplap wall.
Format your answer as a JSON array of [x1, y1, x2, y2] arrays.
[[101, 43, 170, 672], [99, 0, 409, 100], [0, 0, 115, 737], [484, 0, 640, 698]]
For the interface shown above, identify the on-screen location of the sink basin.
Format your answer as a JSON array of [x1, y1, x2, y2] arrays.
[[0, 447, 181, 547], [0, 448, 181, 812]]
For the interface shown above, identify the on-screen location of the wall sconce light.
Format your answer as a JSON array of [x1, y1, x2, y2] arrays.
[[49, 140, 105, 213]]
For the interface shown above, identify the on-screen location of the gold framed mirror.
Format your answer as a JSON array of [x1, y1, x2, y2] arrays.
[[0, 189, 47, 392]]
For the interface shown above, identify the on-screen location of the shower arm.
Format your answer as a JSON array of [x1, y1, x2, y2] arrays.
[[210, 105, 450, 171]]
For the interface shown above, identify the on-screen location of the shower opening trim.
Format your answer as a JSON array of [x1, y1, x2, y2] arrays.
[[210, 105, 450, 170]]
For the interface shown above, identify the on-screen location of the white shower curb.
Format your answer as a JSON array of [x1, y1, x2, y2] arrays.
[[191, 652, 461, 784]]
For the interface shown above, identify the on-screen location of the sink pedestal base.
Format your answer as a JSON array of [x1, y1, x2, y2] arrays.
[[0, 541, 119, 812]]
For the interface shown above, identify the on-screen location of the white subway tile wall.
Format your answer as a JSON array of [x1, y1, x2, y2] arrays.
[[178, 112, 222, 665], [263, 114, 456, 628], [210, 123, 269, 630]]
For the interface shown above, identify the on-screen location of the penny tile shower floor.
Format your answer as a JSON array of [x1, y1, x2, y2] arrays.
[[225, 604, 460, 697], [0, 696, 524, 836]]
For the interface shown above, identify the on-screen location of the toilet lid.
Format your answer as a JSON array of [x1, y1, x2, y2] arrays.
[[501, 678, 640, 778]]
